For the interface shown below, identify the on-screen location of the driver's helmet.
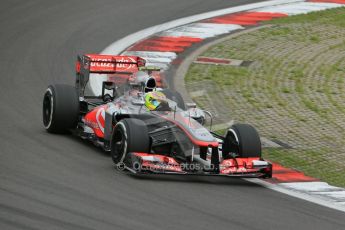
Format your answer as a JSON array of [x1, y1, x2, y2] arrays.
[[145, 91, 167, 111], [131, 71, 156, 93]]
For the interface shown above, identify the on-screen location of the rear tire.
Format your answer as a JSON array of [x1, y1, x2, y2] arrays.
[[162, 89, 186, 110], [222, 124, 261, 158], [42, 84, 79, 133], [111, 118, 150, 165]]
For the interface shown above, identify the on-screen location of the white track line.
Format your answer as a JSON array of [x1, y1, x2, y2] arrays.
[[162, 24, 244, 38], [90, 0, 305, 95], [122, 51, 178, 60], [101, 0, 304, 54], [247, 179, 345, 212], [139, 57, 173, 64], [145, 62, 169, 70]]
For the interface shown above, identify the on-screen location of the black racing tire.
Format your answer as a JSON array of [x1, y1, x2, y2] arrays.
[[111, 118, 150, 165], [222, 124, 261, 158], [162, 89, 186, 110], [42, 84, 79, 133]]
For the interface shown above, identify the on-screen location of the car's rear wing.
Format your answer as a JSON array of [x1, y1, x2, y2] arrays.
[[76, 54, 146, 97], [76, 54, 146, 74]]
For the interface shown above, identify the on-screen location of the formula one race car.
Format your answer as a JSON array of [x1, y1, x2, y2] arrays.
[[43, 54, 272, 178]]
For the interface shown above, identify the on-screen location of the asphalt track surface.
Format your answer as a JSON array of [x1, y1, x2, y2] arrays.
[[0, 0, 344, 229]]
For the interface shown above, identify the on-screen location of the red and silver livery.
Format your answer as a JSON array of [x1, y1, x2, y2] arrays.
[[43, 54, 272, 179]]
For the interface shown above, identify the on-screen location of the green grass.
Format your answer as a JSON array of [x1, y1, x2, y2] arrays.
[[310, 35, 320, 43], [264, 7, 345, 28], [260, 26, 292, 36], [185, 7, 345, 187], [264, 148, 345, 187], [186, 64, 250, 87]]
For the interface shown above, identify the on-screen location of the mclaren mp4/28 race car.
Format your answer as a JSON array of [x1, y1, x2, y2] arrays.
[[42, 54, 272, 178]]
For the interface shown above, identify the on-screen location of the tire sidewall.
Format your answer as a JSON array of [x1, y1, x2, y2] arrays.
[[42, 84, 79, 133], [224, 124, 261, 158], [111, 118, 150, 166], [111, 121, 129, 164], [43, 87, 55, 129]]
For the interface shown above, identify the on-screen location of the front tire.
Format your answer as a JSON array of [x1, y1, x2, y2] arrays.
[[42, 84, 79, 133], [111, 118, 150, 165], [222, 124, 261, 158]]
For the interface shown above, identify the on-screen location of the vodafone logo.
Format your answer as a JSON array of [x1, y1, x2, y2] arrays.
[[90, 57, 136, 70], [90, 59, 114, 68], [116, 57, 136, 70]]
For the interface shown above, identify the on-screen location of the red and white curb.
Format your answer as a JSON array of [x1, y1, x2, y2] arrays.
[[90, 0, 345, 212]]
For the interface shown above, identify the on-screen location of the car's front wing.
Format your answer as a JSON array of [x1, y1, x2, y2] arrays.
[[123, 152, 272, 178]]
